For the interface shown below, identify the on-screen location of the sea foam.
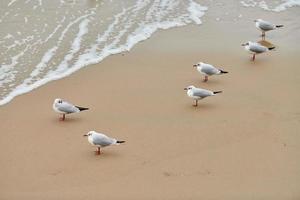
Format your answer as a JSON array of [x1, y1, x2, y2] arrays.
[[0, 0, 207, 106], [240, 0, 300, 11]]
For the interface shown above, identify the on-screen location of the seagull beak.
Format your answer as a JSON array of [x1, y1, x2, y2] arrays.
[[83, 134, 88, 137], [193, 64, 197, 67], [184, 87, 188, 90], [241, 43, 246, 46]]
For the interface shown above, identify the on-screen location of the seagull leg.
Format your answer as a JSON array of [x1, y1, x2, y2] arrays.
[[59, 114, 65, 121], [96, 147, 101, 155], [261, 32, 265, 39], [203, 76, 208, 82], [193, 100, 198, 107], [252, 54, 256, 61]]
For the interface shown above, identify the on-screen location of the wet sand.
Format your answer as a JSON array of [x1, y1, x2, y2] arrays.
[[1, 5, 300, 200]]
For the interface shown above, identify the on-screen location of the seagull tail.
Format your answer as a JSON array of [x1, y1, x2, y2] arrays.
[[75, 106, 89, 111], [116, 140, 125, 144], [219, 69, 228, 74], [276, 25, 283, 28], [213, 91, 222, 94], [268, 47, 276, 51]]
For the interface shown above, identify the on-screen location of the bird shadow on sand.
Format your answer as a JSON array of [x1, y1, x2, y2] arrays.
[[191, 75, 227, 87], [51, 117, 83, 124], [245, 58, 268, 66], [89, 150, 123, 159], [198, 78, 223, 86], [185, 102, 217, 111], [257, 39, 276, 48]]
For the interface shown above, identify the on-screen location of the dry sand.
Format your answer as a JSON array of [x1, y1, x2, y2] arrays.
[[1, 6, 300, 200]]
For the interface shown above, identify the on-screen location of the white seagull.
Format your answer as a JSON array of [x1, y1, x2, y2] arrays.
[[242, 41, 275, 61], [184, 85, 222, 107], [52, 98, 89, 121], [83, 131, 125, 155], [254, 19, 283, 39], [193, 62, 228, 82]]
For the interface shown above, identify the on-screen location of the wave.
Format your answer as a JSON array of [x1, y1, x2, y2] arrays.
[[240, 0, 300, 12], [0, 0, 207, 106]]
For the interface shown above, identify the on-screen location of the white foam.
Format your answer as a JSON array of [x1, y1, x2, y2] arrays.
[[8, 0, 18, 7], [272, 0, 300, 12], [56, 18, 90, 72], [241, 0, 300, 11], [29, 46, 58, 77], [4, 34, 13, 39], [240, 0, 257, 7], [0, 45, 30, 88], [188, 0, 207, 24], [0, 0, 207, 106]]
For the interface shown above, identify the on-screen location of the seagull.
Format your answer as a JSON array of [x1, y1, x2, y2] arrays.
[[184, 85, 222, 107], [52, 98, 89, 121], [83, 131, 125, 155], [242, 41, 275, 61], [254, 19, 283, 39], [193, 62, 228, 82]]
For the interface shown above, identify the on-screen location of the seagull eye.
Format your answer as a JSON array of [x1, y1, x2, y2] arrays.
[[58, 100, 62, 103]]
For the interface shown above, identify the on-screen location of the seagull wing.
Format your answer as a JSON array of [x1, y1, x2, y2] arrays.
[[193, 88, 213, 98], [249, 43, 267, 53], [258, 21, 275, 31], [56, 101, 79, 114], [92, 133, 116, 147], [201, 65, 219, 75]]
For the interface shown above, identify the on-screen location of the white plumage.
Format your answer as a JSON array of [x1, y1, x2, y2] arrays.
[[84, 131, 125, 155], [193, 62, 228, 82], [52, 98, 89, 121], [254, 19, 283, 39], [242, 41, 275, 61], [184, 85, 222, 106]]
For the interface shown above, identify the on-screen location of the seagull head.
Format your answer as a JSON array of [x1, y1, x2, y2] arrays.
[[241, 42, 249, 46], [184, 85, 195, 91], [83, 131, 95, 137], [254, 19, 262, 22], [54, 98, 63, 104], [193, 62, 202, 68]]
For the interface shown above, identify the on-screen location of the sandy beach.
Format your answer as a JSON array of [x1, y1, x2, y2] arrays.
[[1, 2, 300, 199]]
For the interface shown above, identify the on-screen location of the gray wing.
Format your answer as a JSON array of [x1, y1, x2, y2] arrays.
[[249, 44, 267, 53], [56, 102, 79, 113], [193, 88, 213, 98], [258, 21, 274, 31], [93, 134, 115, 147], [201, 65, 219, 75]]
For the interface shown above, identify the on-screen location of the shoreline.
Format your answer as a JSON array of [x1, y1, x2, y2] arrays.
[[0, 0, 208, 107], [1, 1, 300, 107]]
